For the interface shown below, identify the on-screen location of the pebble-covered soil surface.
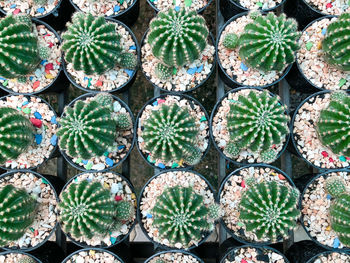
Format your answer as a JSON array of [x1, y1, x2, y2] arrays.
[[223, 246, 286, 263], [310, 252, 350, 263], [236, 0, 282, 9], [304, 0, 350, 15], [149, 0, 209, 11], [0, 253, 39, 263], [65, 250, 121, 263], [71, 0, 135, 17], [149, 252, 201, 263], [0, 0, 59, 17]]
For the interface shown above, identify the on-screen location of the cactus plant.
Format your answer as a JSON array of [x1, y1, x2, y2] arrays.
[[317, 93, 350, 156], [61, 12, 137, 75], [115, 113, 132, 130], [223, 33, 238, 49], [0, 185, 37, 246], [322, 13, 350, 71], [0, 107, 34, 165], [155, 260, 165, 263], [57, 99, 117, 159], [154, 63, 173, 80], [237, 12, 300, 72], [208, 203, 222, 221], [239, 181, 300, 241], [115, 200, 135, 222], [33, 0, 47, 6], [225, 90, 289, 161], [93, 93, 114, 112], [330, 192, 350, 246], [18, 256, 37, 263], [148, 8, 209, 68], [152, 186, 211, 248], [58, 180, 116, 239], [326, 176, 347, 197], [142, 103, 200, 164]]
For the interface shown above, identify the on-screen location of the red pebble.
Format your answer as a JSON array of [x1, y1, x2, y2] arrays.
[[326, 3, 332, 8], [34, 230, 38, 237], [95, 80, 103, 87], [241, 180, 246, 188], [321, 151, 328, 157], [158, 99, 166, 104], [13, 9, 20, 14], [30, 118, 42, 128], [329, 157, 334, 162], [33, 81, 40, 90], [115, 195, 122, 201], [45, 63, 54, 71], [48, 42, 54, 48], [278, 174, 286, 180], [241, 259, 248, 263], [346, 157, 350, 160], [272, 144, 276, 149]]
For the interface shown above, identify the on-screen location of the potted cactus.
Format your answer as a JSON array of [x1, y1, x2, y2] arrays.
[[61, 12, 139, 93], [136, 94, 209, 169], [217, 11, 301, 88], [0, 14, 63, 94], [141, 8, 215, 92], [292, 90, 349, 170], [0, 252, 41, 263], [210, 87, 290, 164], [145, 250, 204, 263], [57, 93, 135, 171], [62, 248, 125, 263]]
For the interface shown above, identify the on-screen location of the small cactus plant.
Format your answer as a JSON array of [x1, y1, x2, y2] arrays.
[[326, 176, 347, 197], [33, 0, 47, 5], [62, 12, 137, 75], [330, 192, 350, 246], [223, 33, 238, 49], [154, 63, 173, 80], [93, 93, 114, 111], [322, 13, 350, 71], [208, 203, 222, 221], [239, 181, 300, 241], [317, 92, 350, 157], [115, 113, 132, 130], [18, 256, 37, 263], [0, 107, 34, 165], [0, 185, 37, 246], [115, 200, 135, 222]]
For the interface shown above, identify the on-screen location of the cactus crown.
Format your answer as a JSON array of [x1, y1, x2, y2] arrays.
[[62, 12, 137, 75], [317, 92, 350, 157], [18, 256, 37, 263], [148, 8, 208, 68], [322, 13, 350, 71], [142, 103, 200, 165], [226, 90, 289, 161], [0, 184, 37, 246], [0, 107, 34, 165], [326, 176, 347, 197], [239, 181, 300, 242], [330, 192, 350, 246], [152, 186, 212, 248], [115, 200, 135, 222]]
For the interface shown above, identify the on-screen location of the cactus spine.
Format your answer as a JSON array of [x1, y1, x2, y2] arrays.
[[330, 192, 350, 246], [326, 176, 347, 197], [115, 200, 135, 222]]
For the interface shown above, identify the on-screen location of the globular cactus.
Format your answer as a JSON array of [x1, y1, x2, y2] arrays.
[[183, 146, 202, 166], [330, 192, 350, 246], [0, 15, 41, 79], [239, 181, 300, 241], [115, 200, 135, 222], [93, 93, 114, 112], [317, 93, 350, 156], [33, 0, 47, 6], [0, 185, 37, 246], [57, 99, 117, 160], [152, 186, 211, 248], [142, 103, 199, 164], [18, 256, 37, 263], [155, 259, 165, 263], [58, 180, 116, 239], [208, 203, 222, 221], [222, 33, 238, 49], [115, 113, 132, 130], [322, 13, 350, 71], [0, 107, 34, 165], [148, 8, 208, 68], [326, 176, 347, 197], [154, 63, 172, 80], [61, 12, 137, 75], [226, 90, 289, 161], [238, 12, 300, 72]]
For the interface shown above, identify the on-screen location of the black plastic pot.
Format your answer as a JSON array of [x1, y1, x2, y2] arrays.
[[145, 250, 205, 263], [218, 164, 296, 246], [68, 0, 139, 27], [285, 240, 327, 263], [306, 250, 350, 263], [135, 93, 210, 169], [210, 87, 290, 166], [58, 171, 137, 249], [140, 30, 216, 93], [62, 18, 140, 94], [58, 93, 136, 172], [0, 94, 58, 171], [146, 0, 213, 14], [137, 169, 217, 250], [0, 18, 69, 95], [62, 248, 125, 263], [0, 170, 59, 252], [0, 251, 42, 263]]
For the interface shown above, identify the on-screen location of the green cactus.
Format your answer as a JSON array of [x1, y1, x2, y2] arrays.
[[33, 0, 48, 5], [0, 15, 41, 79], [0, 185, 37, 246], [331, 91, 347, 102], [57, 99, 117, 160], [152, 186, 211, 248], [223, 33, 238, 49], [0, 107, 34, 165], [317, 93, 350, 156], [115, 200, 135, 222], [154, 63, 172, 80], [116, 113, 132, 130], [38, 46, 50, 60], [58, 180, 116, 239], [142, 103, 199, 164], [18, 256, 37, 263], [238, 12, 300, 72], [183, 146, 202, 166], [155, 260, 165, 263], [322, 13, 350, 71], [326, 176, 347, 197], [330, 192, 350, 246], [261, 149, 278, 163], [226, 90, 289, 161], [208, 203, 222, 221], [93, 93, 114, 111], [148, 8, 208, 68], [61, 12, 137, 75], [239, 181, 300, 241]]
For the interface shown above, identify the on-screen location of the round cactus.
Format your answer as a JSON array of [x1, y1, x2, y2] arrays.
[[0, 107, 34, 165], [326, 176, 347, 197], [61, 12, 137, 75], [208, 203, 222, 221], [57, 99, 117, 159], [18, 256, 37, 263], [238, 12, 300, 72], [0, 185, 37, 246], [322, 13, 350, 71], [148, 8, 209, 68], [154, 63, 173, 80], [58, 180, 116, 239], [93, 93, 114, 112], [115, 113, 132, 130], [183, 146, 202, 166], [223, 33, 238, 49], [115, 200, 135, 222], [330, 192, 350, 246]]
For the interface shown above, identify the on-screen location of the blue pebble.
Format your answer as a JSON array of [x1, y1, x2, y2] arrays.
[[117, 145, 125, 150], [152, 101, 158, 106], [0, 77, 6, 81], [174, 6, 180, 11], [187, 67, 197, 75], [29, 76, 34, 81], [114, 5, 120, 12], [105, 157, 114, 167], [82, 160, 88, 165], [146, 213, 153, 218], [34, 112, 42, 120], [322, 28, 327, 35], [50, 135, 57, 146], [40, 60, 47, 65], [37, 7, 45, 13], [333, 238, 340, 248], [327, 194, 332, 200], [50, 116, 57, 124], [240, 62, 248, 71], [129, 45, 136, 50], [10, 4, 16, 8], [22, 101, 29, 106], [158, 163, 165, 169], [196, 64, 203, 73], [124, 69, 134, 77], [84, 76, 88, 81], [110, 236, 117, 244], [35, 134, 42, 145], [86, 178, 92, 182]]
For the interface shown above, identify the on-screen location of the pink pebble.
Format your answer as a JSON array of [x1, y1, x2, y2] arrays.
[[13, 9, 20, 14], [158, 99, 166, 104], [30, 118, 42, 128], [321, 151, 328, 157]]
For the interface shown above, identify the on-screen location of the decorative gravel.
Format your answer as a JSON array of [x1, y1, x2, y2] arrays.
[[71, 0, 134, 17], [141, 35, 214, 92], [218, 15, 284, 87], [235, 0, 282, 10], [302, 171, 350, 249], [0, 95, 57, 169], [140, 171, 216, 249], [0, 172, 58, 249], [61, 172, 136, 247], [64, 24, 137, 92], [304, 0, 350, 15], [212, 89, 287, 164], [297, 17, 350, 91], [310, 252, 350, 263], [65, 250, 121, 263], [149, 0, 208, 12], [293, 93, 349, 169], [223, 246, 286, 263], [0, 0, 59, 17], [220, 166, 292, 243], [0, 253, 39, 263], [149, 252, 201, 263], [137, 95, 209, 168], [0, 24, 61, 93]]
